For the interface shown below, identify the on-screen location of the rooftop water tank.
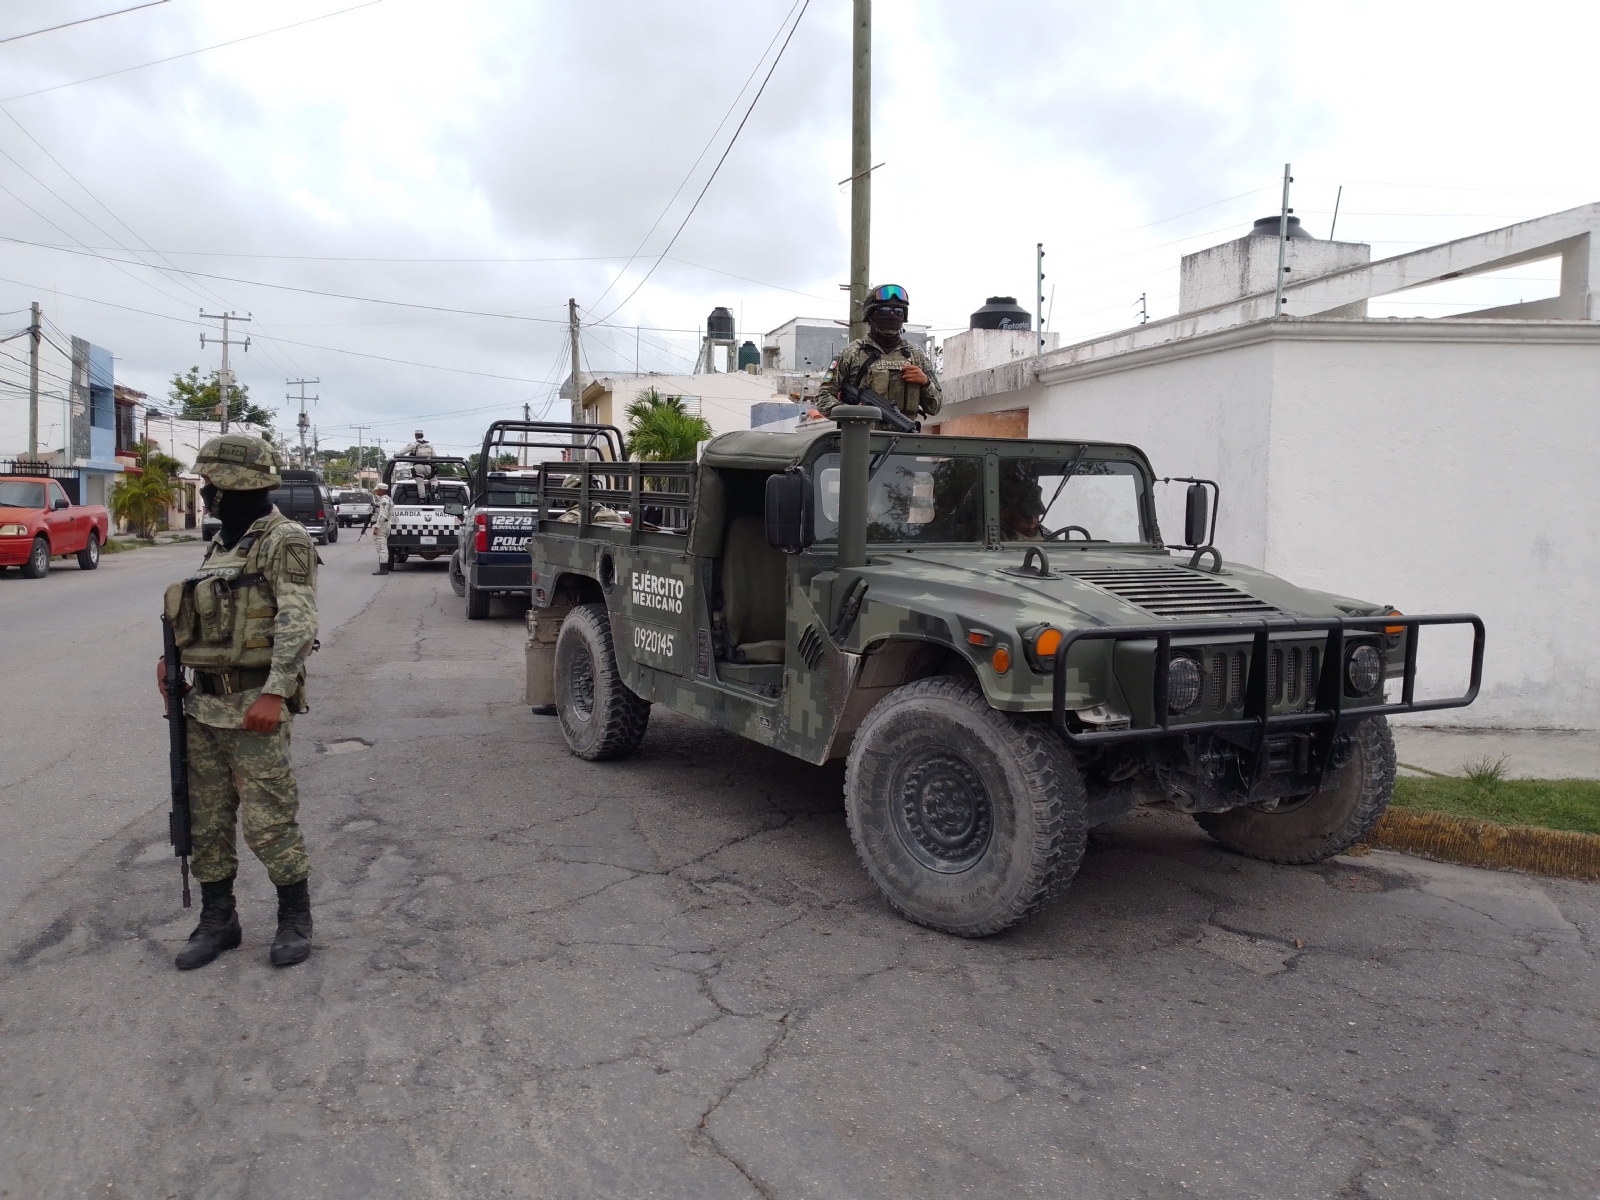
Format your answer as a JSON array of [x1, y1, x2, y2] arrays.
[[969, 296, 1031, 330], [737, 340, 760, 370], [1250, 215, 1317, 239], [706, 306, 736, 337]]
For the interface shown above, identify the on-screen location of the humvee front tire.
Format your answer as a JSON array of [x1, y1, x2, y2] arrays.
[[1193, 716, 1396, 863], [845, 676, 1087, 937], [554, 602, 650, 761]]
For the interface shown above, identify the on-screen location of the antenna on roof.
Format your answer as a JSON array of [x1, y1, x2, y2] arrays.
[[1328, 185, 1343, 241]]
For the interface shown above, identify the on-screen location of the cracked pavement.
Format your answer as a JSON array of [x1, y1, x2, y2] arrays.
[[2, 539, 1597, 1199]]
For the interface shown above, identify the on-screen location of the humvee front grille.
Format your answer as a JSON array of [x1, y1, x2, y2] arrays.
[[1069, 567, 1280, 619]]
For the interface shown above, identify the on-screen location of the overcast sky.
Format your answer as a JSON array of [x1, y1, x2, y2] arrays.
[[2, 0, 1597, 458]]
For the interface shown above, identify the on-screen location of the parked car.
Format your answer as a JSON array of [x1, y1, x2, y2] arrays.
[[0, 474, 110, 578], [269, 476, 337, 545], [335, 489, 373, 527]]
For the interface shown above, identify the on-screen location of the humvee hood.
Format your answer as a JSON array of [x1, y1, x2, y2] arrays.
[[858, 547, 1377, 629]]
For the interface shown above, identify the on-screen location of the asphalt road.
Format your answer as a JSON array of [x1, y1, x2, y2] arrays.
[[2, 536, 1597, 1200]]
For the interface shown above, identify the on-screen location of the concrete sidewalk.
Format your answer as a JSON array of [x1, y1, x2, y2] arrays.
[[1392, 724, 1600, 780]]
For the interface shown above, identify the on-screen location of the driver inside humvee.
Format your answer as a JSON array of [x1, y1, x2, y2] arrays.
[[998, 465, 1046, 542]]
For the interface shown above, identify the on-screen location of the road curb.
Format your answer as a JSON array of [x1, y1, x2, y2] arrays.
[[1365, 808, 1600, 882]]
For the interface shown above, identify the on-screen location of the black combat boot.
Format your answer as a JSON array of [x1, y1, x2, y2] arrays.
[[269, 879, 313, 967], [174, 876, 242, 970], [371, 561, 390, 576]]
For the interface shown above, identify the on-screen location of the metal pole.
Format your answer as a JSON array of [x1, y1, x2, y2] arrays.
[[568, 298, 583, 425], [1035, 243, 1045, 356], [27, 301, 40, 460], [848, 0, 871, 343], [1274, 163, 1292, 318], [833, 404, 880, 570], [1328, 184, 1343, 242]]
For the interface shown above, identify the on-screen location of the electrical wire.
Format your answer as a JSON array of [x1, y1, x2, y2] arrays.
[[592, 0, 810, 324], [0, 1, 169, 46], [0, 2, 385, 103]]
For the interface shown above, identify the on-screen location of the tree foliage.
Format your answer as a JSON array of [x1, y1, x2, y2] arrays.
[[167, 366, 276, 433], [624, 388, 712, 462], [110, 440, 182, 539]]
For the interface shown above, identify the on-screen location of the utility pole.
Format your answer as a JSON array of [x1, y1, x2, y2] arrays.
[[287, 378, 319, 469], [26, 301, 40, 461], [848, 0, 871, 342], [199, 310, 250, 433], [353, 424, 371, 488], [1035, 243, 1046, 356], [1274, 164, 1293, 318], [568, 298, 583, 425]]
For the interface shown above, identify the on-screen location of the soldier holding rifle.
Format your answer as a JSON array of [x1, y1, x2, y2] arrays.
[[816, 283, 942, 426], [156, 434, 319, 970]]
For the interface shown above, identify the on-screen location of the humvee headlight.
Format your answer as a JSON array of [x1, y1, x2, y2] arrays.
[[1033, 628, 1063, 660], [1167, 655, 1202, 712], [1346, 644, 1384, 695]]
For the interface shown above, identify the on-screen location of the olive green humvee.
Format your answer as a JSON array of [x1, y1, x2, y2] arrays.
[[525, 407, 1482, 936]]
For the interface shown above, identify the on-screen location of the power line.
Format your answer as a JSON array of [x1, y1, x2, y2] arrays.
[[0, 1, 385, 103], [593, 0, 811, 324], [0, 1, 169, 46]]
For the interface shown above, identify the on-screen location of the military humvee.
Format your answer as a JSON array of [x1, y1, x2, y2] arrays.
[[525, 407, 1483, 936]]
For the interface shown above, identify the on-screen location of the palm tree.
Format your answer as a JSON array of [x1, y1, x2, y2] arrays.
[[625, 388, 712, 461], [110, 441, 182, 538]]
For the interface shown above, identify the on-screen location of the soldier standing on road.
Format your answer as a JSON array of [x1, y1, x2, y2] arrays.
[[816, 284, 942, 422], [363, 481, 394, 575], [156, 433, 318, 970]]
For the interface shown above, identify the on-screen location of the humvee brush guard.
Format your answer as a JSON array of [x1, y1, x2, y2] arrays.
[[526, 406, 1483, 936]]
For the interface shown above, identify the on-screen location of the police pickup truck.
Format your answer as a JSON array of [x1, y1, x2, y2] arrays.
[[522, 407, 1484, 937], [450, 420, 625, 619], [380, 453, 471, 569]]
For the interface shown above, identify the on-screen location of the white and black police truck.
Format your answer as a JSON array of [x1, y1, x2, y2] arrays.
[[450, 420, 625, 619], [381, 452, 471, 569]]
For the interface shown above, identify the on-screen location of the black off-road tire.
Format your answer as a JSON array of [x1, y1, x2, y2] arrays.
[[448, 551, 468, 598], [845, 675, 1087, 937], [76, 530, 100, 570], [21, 535, 49, 578], [465, 584, 490, 620], [554, 602, 650, 761], [1194, 716, 1397, 863]]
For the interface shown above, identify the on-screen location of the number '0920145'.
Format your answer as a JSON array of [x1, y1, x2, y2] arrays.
[[633, 625, 674, 658]]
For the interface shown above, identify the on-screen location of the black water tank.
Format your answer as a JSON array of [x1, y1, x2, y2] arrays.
[[737, 340, 761, 370], [1250, 215, 1317, 239], [706, 306, 736, 337], [969, 296, 1031, 330]]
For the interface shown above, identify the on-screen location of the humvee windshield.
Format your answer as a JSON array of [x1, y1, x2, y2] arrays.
[[813, 453, 985, 544], [1007, 458, 1148, 544]]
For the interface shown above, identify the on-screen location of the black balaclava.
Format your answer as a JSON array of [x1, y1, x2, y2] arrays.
[[867, 303, 908, 350], [202, 484, 274, 549]]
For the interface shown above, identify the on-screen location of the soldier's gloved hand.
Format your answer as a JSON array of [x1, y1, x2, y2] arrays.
[[900, 364, 929, 385], [156, 656, 190, 713], [242, 693, 285, 733]]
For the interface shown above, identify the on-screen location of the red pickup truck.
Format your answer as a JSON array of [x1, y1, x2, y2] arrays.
[[0, 475, 110, 578]]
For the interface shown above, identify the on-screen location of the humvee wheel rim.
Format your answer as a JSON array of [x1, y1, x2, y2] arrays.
[[892, 748, 993, 873], [569, 644, 596, 720]]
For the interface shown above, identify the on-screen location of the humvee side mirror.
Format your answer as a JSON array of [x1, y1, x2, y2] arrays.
[[765, 468, 813, 555], [1184, 483, 1209, 548], [443, 502, 465, 517]]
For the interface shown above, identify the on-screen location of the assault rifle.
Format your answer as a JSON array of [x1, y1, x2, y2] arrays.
[[836, 380, 920, 435], [161, 616, 193, 907]]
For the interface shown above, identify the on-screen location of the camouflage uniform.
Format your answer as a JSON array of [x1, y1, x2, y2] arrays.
[[816, 336, 942, 420], [180, 511, 318, 885], [367, 491, 394, 564]]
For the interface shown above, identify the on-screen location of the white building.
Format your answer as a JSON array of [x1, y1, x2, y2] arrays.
[[572, 372, 785, 440], [931, 204, 1600, 731]]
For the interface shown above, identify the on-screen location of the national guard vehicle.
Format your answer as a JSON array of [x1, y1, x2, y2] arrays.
[[523, 407, 1483, 936], [450, 420, 625, 619], [381, 453, 470, 568]]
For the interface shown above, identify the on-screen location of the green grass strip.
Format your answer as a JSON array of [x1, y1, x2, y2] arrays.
[[1392, 776, 1600, 836]]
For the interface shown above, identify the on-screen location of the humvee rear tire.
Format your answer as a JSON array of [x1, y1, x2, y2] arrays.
[[1193, 716, 1396, 863], [554, 602, 650, 761], [845, 676, 1087, 937]]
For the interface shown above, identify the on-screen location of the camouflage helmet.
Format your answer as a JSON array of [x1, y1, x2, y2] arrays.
[[195, 433, 282, 491], [863, 283, 910, 317]]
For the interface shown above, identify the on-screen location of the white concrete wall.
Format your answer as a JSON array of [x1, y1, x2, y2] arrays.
[[1180, 235, 1371, 313], [941, 329, 1061, 378]]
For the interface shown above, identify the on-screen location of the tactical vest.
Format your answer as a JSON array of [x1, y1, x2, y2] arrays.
[[163, 514, 291, 670], [855, 343, 923, 416]]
